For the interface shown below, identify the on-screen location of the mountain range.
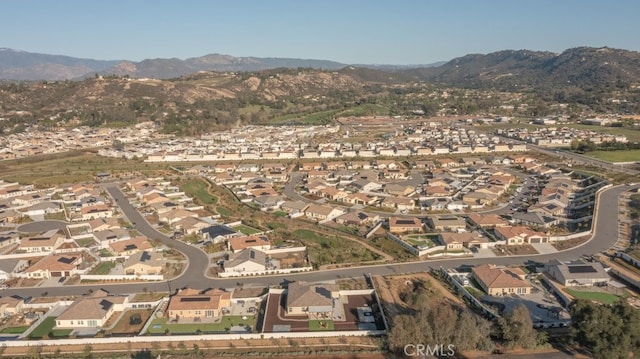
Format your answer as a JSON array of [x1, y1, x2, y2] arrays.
[[0, 48, 443, 81]]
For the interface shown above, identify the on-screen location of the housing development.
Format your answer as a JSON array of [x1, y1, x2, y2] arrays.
[[0, 109, 639, 358]]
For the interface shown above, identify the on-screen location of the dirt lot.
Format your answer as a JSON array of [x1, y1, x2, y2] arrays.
[[374, 272, 463, 318], [0, 336, 387, 358], [552, 235, 590, 251], [106, 309, 153, 335]]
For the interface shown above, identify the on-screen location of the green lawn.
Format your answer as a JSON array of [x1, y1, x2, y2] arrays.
[[28, 317, 72, 339], [309, 320, 334, 331], [232, 224, 261, 235], [273, 211, 289, 218], [90, 261, 115, 275], [76, 237, 97, 247], [293, 229, 380, 266], [216, 206, 233, 217], [181, 179, 217, 205], [146, 315, 254, 334], [0, 326, 29, 334], [587, 149, 640, 163], [565, 289, 621, 305]]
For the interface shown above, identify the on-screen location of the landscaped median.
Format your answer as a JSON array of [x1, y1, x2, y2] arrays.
[[146, 315, 255, 335]]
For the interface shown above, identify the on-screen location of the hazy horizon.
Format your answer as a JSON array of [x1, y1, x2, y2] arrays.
[[1, 0, 639, 65]]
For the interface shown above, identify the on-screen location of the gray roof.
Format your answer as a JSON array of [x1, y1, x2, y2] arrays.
[[224, 249, 266, 269], [286, 281, 338, 309]]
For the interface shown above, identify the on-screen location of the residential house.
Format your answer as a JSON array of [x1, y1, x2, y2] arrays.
[[494, 226, 547, 244], [304, 204, 344, 221], [280, 200, 309, 215], [388, 217, 423, 234], [381, 196, 415, 211], [335, 211, 380, 226], [472, 264, 532, 296], [544, 259, 610, 287], [24, 254, 83, 279], [159, 209, 197, 225], [88, 217, 120, 232], [18, 229, 65, 253], [174, 216, 210, 236], [108, 236, 153, 257], [223, 249, 268, 275], [79, 204, 112, 221], [55, 290, 128, 329], [421, 198, 450, 211], [94, 228, 131, 248], [0, 296, 24, 317], [428, 215, 467, 232], [227, 235, 271, 253], [123, 251, 164, 275], [467, 213, 509, 229], [0, 259, 28, 281], [285, 281, 339, 317], [167, 288, 231, 320], [0, 230, 19, 253], [200, 225, 239, 244]]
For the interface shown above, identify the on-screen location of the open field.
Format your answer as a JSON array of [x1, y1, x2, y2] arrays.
[[180, 178, 217, 205], [0, 151, 171, 186], [587, 149, 640, 163], [293, 229, 381, 266], [564, 124, 640, 142], [564, 288, 621, 305]]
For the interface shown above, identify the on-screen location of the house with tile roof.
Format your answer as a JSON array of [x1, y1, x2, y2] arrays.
[[227, 235, 271, 253], [472, 264, 532, 296], [24, 254, 83, 279], [167, 288, 231, 321]]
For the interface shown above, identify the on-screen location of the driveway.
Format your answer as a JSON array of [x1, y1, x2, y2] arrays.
[[531, 243, 558, 254]]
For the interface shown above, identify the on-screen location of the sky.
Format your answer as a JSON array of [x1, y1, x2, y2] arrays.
[[1, 0, 639, 65]]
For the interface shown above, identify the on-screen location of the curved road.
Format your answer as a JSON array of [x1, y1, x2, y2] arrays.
[[1, 184, 635, 298]]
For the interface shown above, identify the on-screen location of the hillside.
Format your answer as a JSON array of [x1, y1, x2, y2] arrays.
[[406, 47, 640, 91]]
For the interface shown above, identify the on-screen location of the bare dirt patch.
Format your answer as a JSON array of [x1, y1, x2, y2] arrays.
[[374, 272, 462, 318], [552, 235, 590, 251]]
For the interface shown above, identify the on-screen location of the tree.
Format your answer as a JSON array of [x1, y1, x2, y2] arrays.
[[82, 344, 93, 359], [497, 304, 540, 349], [570, 299, 640, 359]]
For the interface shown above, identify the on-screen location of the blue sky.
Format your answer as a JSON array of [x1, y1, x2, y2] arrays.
[[1, 0, 638, 64]]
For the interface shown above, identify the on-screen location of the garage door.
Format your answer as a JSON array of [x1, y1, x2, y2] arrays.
[[529, 237, 542, 244], [50, 271, 62, 277]]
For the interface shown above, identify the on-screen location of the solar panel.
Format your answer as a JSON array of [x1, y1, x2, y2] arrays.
[[58, 256, 77, 264], [180, 297, 210, 302], [396, 220, 416, 225], [140, 252, 151, 262], [568, 265, 597, 274]]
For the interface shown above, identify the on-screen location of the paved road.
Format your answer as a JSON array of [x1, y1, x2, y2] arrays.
[[17, 220, 69, 233], [1, 184, 635, 299]]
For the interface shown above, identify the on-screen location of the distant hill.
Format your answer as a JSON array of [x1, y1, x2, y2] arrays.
[[0, 48, 445, 81], [101, 54, 349, 79], [404, 47, 640, 91], [0, 48, 120, 81]]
